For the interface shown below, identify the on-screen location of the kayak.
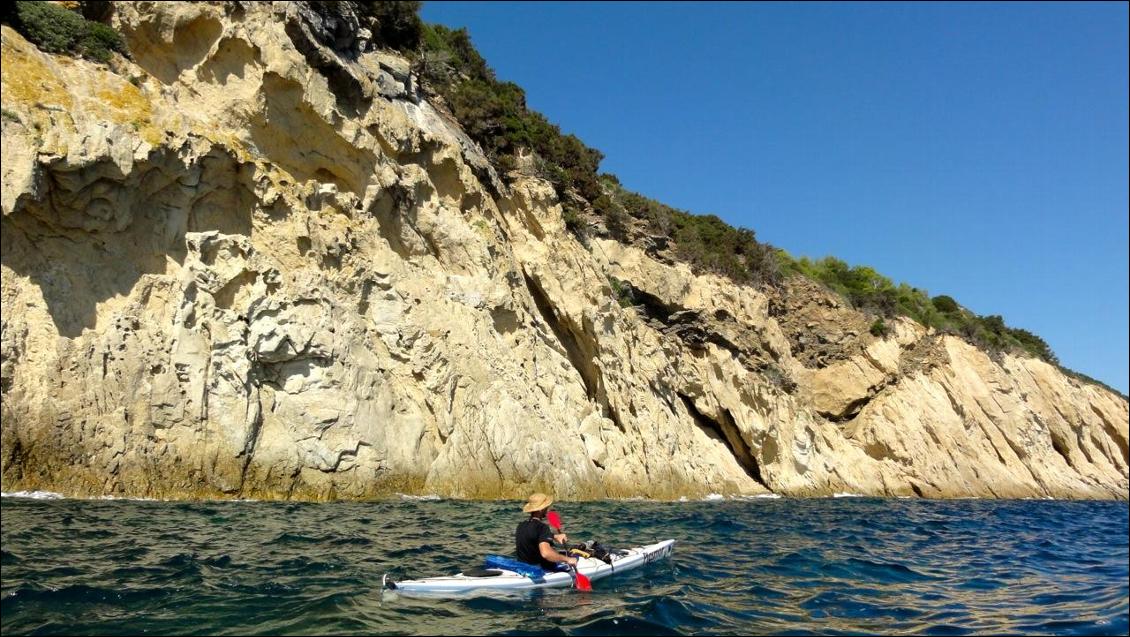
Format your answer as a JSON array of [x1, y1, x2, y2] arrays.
[[384, 539, 676, 595]]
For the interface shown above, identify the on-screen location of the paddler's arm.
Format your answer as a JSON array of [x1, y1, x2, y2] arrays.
[[539, 541, 578, 566]]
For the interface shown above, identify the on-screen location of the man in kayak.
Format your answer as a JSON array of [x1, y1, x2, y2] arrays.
[[516, 493, 578, 570]]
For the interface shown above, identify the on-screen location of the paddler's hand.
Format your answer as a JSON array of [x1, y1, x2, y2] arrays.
[[565, 556, 578, 566], [554, 532, 569, 545]]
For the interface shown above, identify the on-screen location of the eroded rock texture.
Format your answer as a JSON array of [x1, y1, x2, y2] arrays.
[[2, 3, 1126, 500]]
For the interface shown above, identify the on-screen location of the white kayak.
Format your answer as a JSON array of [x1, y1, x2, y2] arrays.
[[384, 539, 676, 596]]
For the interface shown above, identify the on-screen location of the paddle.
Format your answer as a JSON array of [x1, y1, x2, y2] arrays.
[[547, 510, 592, 591]]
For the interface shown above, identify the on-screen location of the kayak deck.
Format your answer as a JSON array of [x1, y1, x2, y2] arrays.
[[385, 539, 676, 595]]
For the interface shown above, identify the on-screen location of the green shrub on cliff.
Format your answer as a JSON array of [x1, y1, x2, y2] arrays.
[[359, 1, 423, 51], [608, 277, 636, 308], [418, 23, 490, 83], [597, 182, 782, 286], [562, 207, 587, 237], [5, 1, 126, 64], [1006, 327, 1056, 364], [932, 295, 960, 314], [412, 21, 607, 219], [777, 253, 1058, 363], [780, 255, 904, 315], [870, 318, 889, 337], [669, 213, 781, 285]]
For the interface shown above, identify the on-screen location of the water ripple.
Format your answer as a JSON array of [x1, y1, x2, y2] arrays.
[[1, 497, 1126, 635]]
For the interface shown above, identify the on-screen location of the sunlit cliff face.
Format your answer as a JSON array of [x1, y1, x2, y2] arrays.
[[1, 2, 1126, 501]]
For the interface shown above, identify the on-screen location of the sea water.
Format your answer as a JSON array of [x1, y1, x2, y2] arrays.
[[2, 494, 1126, 635]]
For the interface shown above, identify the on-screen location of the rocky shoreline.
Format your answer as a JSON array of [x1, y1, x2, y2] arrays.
[[2, 3, 1126, 502]]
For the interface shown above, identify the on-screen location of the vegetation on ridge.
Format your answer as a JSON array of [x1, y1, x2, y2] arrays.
[[779, 256, 1058, 363], [2, 1, 1091, 380], [598, 176, 784, 287], [2, 2, 126, 64], [353, 3, 1073, 369]]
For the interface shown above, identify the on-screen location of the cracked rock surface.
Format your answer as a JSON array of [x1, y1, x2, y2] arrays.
[[1, 2, 1126, 500]]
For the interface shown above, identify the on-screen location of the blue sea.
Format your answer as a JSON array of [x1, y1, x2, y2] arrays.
[[1, 494, 1126, 635]]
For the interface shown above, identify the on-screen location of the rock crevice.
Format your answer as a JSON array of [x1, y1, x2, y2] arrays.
[[0, 4, 1126, 501]]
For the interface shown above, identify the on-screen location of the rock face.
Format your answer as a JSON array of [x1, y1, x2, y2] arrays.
[[2, 2, 1127, 501]]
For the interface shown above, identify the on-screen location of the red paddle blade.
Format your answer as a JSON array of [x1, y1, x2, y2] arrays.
[[575, 571, 592, 591], [547, 510, 562, 530]]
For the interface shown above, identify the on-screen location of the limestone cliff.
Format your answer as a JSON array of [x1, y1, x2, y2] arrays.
[[2, 2, 1126, 500]]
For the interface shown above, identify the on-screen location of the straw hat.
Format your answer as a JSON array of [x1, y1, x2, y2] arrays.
[[522, 492, 554, 513]]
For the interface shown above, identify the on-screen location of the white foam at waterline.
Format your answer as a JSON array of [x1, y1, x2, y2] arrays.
[[622, 493, 784, 502], [398, 493, 442, 501], [1, 490, 65, 500], [2, 491, 269, 503], [832, 492, 864, 498]]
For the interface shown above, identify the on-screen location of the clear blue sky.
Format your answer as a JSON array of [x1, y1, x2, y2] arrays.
[[421, 1, 1129, 394]]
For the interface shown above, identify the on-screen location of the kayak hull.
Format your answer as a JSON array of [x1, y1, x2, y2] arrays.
[[386, 539, 676, 595]]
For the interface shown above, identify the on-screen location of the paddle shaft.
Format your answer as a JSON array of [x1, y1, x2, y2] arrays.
[[547, 510, 591, 590]]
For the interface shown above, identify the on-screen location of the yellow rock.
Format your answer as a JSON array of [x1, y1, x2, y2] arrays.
[[1, 4, 1125, 501]]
